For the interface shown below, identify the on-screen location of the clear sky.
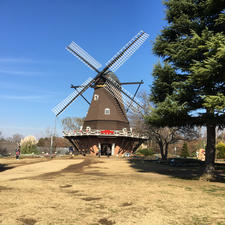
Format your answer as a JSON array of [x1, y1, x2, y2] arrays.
[[0, 0, 167, 138]]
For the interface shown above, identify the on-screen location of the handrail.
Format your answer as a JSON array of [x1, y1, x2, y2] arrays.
[[63, 129, 148, 139]]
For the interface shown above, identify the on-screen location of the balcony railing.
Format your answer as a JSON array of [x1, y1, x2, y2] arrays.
[[63, 129, 148, 139]]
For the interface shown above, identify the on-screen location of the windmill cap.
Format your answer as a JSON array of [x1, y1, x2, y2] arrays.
[[105, 71, 120, 84]]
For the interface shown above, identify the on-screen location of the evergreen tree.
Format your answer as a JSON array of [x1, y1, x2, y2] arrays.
[[147, 0, 225, 173], [180, 142, 190, 158]]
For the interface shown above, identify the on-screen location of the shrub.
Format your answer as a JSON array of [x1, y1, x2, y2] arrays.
[[20, 135, 39, 154], [216, 142, 225, 159], [136, 148, 154, 157]]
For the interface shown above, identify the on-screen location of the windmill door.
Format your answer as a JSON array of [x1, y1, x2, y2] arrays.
[[101, 144, 112, 156]]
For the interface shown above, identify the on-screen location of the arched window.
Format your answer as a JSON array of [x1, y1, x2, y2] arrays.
[[94, 94, 99, 101], [104, 108, 110, 115]]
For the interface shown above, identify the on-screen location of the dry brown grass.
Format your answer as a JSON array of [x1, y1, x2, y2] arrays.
[[0, 156, 225, 225]]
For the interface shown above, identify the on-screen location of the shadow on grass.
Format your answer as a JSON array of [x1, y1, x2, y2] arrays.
[[128, 158, 225, 183], [0, 164, 14, 172]]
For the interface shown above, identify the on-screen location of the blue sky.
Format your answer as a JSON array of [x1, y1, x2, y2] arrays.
[[0, 0, 167, 138]]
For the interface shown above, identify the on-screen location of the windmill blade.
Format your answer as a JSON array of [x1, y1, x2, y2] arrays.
[[103, 76, 143, 113], [52, 77, 93, 116], [104, 82, 140, 113], [105, 76, 143, 108], [119, 81, 144, 85], [71, 85, 91, 105], [126, 80, 143, 112], [66, 41, 102, 72], [106, 30, 149, 72]]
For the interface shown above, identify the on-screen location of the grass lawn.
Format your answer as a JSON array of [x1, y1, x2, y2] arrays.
[[0, 156, 224, 225]]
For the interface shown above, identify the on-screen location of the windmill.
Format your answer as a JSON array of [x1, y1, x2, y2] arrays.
[[52, 30, 149, 156]]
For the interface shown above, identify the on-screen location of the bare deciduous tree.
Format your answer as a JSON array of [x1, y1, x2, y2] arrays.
[[149, 127, 199, 160], [61, 117, 84, 131], [11, 133, 24, 143], [129, 91, 200, 159], [0, 131, 4, 141]]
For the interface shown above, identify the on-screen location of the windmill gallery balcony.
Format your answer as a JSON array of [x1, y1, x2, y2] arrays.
[[63, 128, 148, 156], [63, 128, 148, 139]]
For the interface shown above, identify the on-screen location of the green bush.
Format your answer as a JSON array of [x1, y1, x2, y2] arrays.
[[136, 148, 154, 157], [216, 142, 225, 159], [21, 145, 39, 154], [180, 142, 190, 158], [20, 135, 39, 154]]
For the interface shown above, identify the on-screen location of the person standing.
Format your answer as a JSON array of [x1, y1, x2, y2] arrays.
[[98, 148, 101, 157], [69, 146, 74, 154], [16, 146, 20, 160], [106, 146, 111, 158]]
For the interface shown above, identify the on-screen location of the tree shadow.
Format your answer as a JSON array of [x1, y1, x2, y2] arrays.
[[213, 163, 225, 183], [0, 164, 14, 172], [128, 158, 225, 183]]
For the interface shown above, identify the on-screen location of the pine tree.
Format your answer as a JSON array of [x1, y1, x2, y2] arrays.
[[147, 0, 225, 174], [180, 142, 189, 158]]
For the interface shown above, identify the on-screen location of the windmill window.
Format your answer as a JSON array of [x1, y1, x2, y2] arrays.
[[105, 108, 110, 115], [94, 94, 99, 101]]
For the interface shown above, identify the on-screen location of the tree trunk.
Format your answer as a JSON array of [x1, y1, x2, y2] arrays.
[[164, 143, 168, 160], [159, 142, 166, 160], [205, 124, 216, 174]]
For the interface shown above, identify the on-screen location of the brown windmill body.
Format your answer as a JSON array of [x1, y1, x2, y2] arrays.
[[53, 31, 149, 156], [83, 72, 129, 131]]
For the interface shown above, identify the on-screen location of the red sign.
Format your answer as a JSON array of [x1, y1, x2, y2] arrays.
[[101, 130, 114, 135]]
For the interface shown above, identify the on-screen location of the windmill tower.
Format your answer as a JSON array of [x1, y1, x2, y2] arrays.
[[83, 71, 130, 130], [52, 31, 149, 156]]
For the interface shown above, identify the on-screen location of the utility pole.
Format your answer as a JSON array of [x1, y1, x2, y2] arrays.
[[50, 117, 57, 158]]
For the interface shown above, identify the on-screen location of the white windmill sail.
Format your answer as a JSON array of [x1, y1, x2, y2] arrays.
[[52, 77, 93, 116], [104, 76, 143, 113], [106, 30, 149, 72], [66, 42, 102, 72]]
